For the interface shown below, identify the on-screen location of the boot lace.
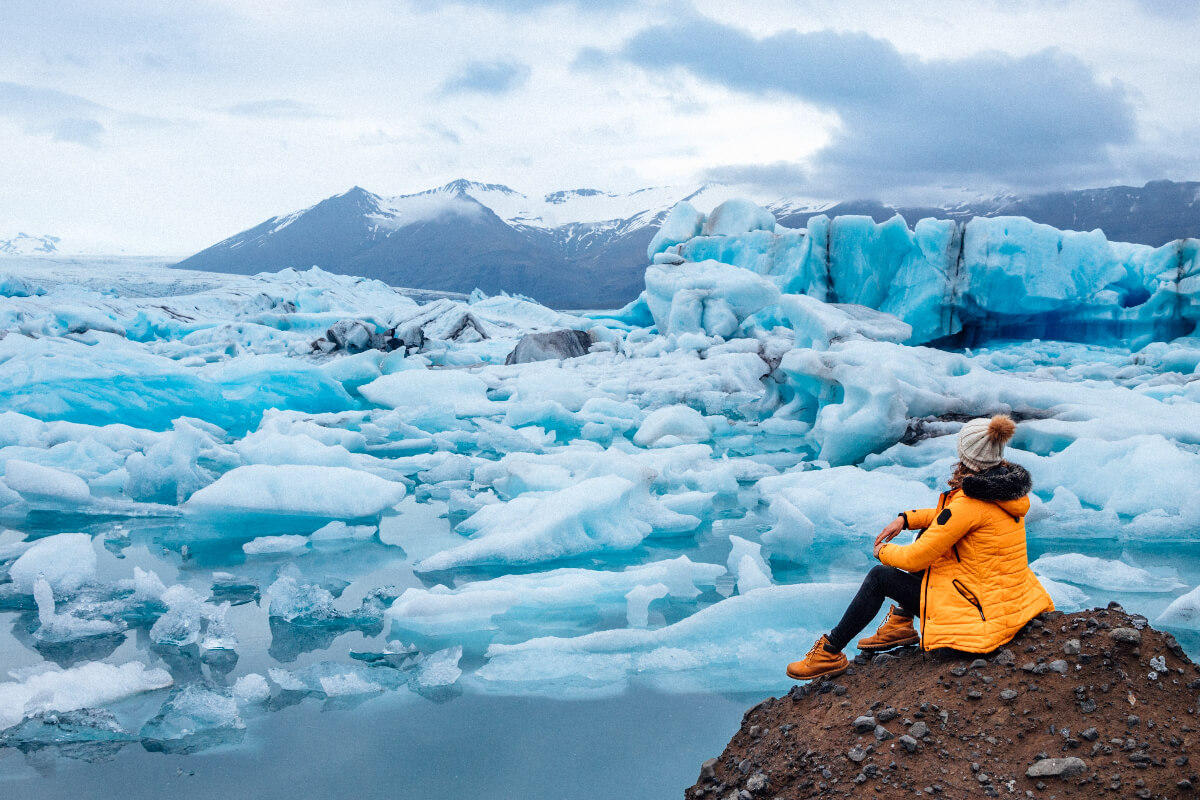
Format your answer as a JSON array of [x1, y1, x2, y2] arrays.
[[805, 637, 827, 659]]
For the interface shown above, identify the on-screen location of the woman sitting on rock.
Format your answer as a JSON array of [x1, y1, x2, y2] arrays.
[[787, 414, 1054, 681]]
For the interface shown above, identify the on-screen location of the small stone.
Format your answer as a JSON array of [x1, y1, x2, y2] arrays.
[[969, 658, 988, 669], [745, 773, 768, 794], [1048, 659, 1068, 674], [876, 707, 898, 723], [899, 734, 919, 753], [1063, 639, 1081, 655], [875, 724, 894, 741], [872, 652, 899, 666], [848, 746, 867, 763], [909, 721, 930, 738], [1021, 661, 1037, 672], [950, 665, 967, 677], [738, 758, 751, 774], [1000, 689, 1018, 702], [701, 759, 718, 780], [853, 715, 876, 733], [967, 690, 983, 700], [1127, 714, 1140, 727], [1025, 757, 1088, 779], [1178, 779, 1194, 791], [748, 725, 762, 738], [1080, 727, 1098, 741], [1109, 628, 1142, 646], [993, 649, 1015, 667], [1079, 699, 1097, 713]]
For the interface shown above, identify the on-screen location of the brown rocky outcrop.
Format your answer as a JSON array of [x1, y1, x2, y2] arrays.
[[688, 605, 1199, 799]]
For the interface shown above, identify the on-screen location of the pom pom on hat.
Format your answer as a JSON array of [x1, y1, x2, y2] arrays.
[[958, 414, 1015, 470]]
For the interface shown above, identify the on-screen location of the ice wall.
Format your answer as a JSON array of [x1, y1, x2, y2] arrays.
[[646, 201, 1200, 347]]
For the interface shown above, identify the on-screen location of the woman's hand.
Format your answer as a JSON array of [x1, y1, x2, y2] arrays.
[[873, 515, 904, 559]]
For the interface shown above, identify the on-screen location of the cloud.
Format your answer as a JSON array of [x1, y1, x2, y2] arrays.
[[440, 60, 531, 95], [615, 17, 1138, 194], [704, 161, 807, 192], [226, 99, 327, 119], [0, 82, 108, 147], [50, 118, 105, 146]]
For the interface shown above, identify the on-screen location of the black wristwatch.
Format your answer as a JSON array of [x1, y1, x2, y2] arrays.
[[897, 511, 909, 529]]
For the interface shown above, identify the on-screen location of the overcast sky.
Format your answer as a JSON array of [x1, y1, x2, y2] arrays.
[[2, 0, 1198, 253]]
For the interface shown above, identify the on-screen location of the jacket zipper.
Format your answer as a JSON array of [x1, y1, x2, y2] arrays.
[[953, 579, 986, 621]]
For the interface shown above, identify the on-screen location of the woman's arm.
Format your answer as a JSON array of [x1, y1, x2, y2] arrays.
[[876, 497, 981, 572], [902, 507, 939, 530]]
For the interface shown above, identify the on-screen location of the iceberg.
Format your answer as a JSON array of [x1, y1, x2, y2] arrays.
[[0, 662, 172, 731], [186, 464, 406, 518]]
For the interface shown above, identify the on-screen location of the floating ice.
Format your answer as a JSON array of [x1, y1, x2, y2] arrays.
[[477, 582, 859, 695], [232, 673, 271, 705], [632, 404, 710, 448], [1029, 554, 1184, 592], [149, 585, 207, 646], [625, 583, 669, 628], [243, 535, 309, 555], [726, 536, 772, 594], [1033, 575, 1090, 612], [389, 557, 723, 642], [1156, 585, 1200, 630], [32, 576, 123, 643], [0, 661, 172, 731], [3, 459, 90, 503], [319, 672, 383, 697], [9, 532, 97, 593], [187, 464, 406, 518], [139, 685, 244, 754], [414, 646, 463, 689], [415, 476, 653, 572]]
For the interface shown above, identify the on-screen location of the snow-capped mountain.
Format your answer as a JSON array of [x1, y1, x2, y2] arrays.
[[0, 233, 61, 256], [175, 179, 1200, 308]]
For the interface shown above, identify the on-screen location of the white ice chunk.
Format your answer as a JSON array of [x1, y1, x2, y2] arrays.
[[0, 661, 173, 731], [1156, 585, 1200, 630], [415, 646, 463, 688], [149, 585, 207, 646], [414, 476, 652, 571], [319, 672, 382, 697], [3, 460, 90, 503], [359, 369, 493, 416], [632, 405, 710, 448], [700, 199, 776, 237], [647, 201, 705, 259], [9, 532, 97, 593], [625, 583, 669, 628], [1034, 575, 1089, 612], [232, 673, 270, 705], [1030, 554, 1183, 593], [310, 521, 376, 541], [187, 464, 406, 518], [242, 534, 309, 554]]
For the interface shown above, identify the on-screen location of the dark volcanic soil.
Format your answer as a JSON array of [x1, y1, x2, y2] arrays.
[[687, 605, 1199, 799]]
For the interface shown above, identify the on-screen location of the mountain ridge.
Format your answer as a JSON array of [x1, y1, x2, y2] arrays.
[[174, 179, 1200, 308]]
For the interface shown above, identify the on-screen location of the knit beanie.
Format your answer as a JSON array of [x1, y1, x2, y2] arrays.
[[957, 415, 1016, 470]]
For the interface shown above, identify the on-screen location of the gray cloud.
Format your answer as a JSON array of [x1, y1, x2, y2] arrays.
[[704, 161, 807, 192], [440, 60, 531, 95], [50, 118, 105, 146], [226, 99, 327, 119], [0, 82, 107, 146], [616, 17, 1138, 195]]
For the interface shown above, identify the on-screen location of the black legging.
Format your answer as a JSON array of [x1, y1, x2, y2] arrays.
[[827, 565, 923, 652]]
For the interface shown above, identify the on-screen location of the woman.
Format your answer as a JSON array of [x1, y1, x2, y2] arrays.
[[786, 414, 1054, 681]]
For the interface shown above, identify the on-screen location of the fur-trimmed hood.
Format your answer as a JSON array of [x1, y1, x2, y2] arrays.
[[961, 462, 1032, 519], [961, 462, 1032, 501]]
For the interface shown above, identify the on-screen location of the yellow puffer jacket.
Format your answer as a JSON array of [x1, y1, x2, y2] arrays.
[[876, 463, 1053, 652]]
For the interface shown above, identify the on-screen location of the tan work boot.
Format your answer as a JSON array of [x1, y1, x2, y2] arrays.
[[856, 605, 919, 652], [786, 635, 849, 681]]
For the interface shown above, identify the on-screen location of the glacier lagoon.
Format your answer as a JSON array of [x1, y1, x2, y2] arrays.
[[0, 204, 1199, 798]]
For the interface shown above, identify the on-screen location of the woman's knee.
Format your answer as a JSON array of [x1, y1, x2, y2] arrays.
[[865, 564, 894, 585]]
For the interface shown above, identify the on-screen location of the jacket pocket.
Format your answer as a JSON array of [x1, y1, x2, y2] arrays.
[[952, 579, 986, 621]]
